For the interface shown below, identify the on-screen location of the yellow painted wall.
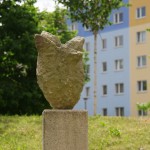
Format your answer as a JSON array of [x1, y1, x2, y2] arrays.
[[130, 23, 150, 116], [129, 0, 150, 26]]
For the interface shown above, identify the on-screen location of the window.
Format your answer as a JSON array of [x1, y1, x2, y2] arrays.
[[102, 39, 107, 49], [114, 35, 123, 47], [115, 83, 124, 94], [137, 80, 147, 92], [114, 12, 123, 24], [85, 65, 90, 79], [116, 107, 124, 116], [85, 87, 90, 97], [69, 22, 78, 31], [83, 97, 88, 110], [102, 85, 107, 96], [115, 59, 123, 71], [85, 64, 90, 79], [138, 110, 148, 116], [136, 31, 146, 43], [85, 42, 90, 51], [103, 108, 107, 116], [102, 62, 107, 72], [84, 26, 90, 31], [86, 65, 90, 75], [137, 56, 147, 67], [136, 6, 146, 19]]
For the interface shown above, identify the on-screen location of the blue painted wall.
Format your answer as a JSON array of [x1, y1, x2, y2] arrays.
[[75, 0, 129, 37], [100, 0, 129, 33], [75, 28, 131, 116], [97, 28, 130, 116], [74, 35, 95, 115], [72, 0, 130, 116]]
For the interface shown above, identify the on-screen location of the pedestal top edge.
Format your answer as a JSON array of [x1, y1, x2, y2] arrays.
[[42, 109, 88, 114]]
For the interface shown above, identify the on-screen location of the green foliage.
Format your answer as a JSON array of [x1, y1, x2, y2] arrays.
[[0, 1, 77, 115], [0, 0, 46, 115], [1, 116, 150, 150], [137, 102, 150, 111], [56, 0, 129, 115], [38, 7, 76, 44], [147, 28, 150, 32], [88, 116, 150, 150], [0, 115, 42, 150], [83, 50, 90, 83], [55, 0, 128, 34], [109, 127, 121, 137]]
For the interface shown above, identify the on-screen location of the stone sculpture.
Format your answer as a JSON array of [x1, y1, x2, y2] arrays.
[[35, 31, 85, 109]]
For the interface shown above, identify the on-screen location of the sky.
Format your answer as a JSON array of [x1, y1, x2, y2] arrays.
[[34, 0, 64, 12]]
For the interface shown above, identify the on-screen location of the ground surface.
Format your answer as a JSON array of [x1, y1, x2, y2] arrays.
[[0, 115, 150, 150]]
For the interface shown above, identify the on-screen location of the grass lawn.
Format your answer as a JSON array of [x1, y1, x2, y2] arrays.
[[0, 115, 150, 150]]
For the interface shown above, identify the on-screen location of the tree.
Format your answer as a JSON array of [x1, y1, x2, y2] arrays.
[[0, 0, 49, 115], [55, 0, 129, 115], [0, 1, 77, 114], [137, 102, 150, 116], [38, 7, 76, 44], [38, 7, 91, 83], [83, 50, 90, 83]]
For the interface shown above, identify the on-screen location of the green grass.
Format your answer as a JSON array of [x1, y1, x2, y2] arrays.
[[0, 115, 150, 150], [0, 115, 42, 150], [88, 116, 150, 150]]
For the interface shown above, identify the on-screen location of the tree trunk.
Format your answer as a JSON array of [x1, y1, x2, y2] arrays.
[[93, 32, 97, 115]]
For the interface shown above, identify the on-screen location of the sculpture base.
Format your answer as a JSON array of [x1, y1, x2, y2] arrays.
[[42, 109, 88, 150]]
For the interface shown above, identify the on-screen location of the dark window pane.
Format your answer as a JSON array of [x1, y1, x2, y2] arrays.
[[142, 7, 146, 17]]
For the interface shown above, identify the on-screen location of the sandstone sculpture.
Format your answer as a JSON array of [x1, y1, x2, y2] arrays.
[[35, 31, 85, 109]]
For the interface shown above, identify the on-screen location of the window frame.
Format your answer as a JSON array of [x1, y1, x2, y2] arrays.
[[115, 107, 124, 116], [136, 6, 146, 19], [85, 87, 90, 97], [115, 59, 123, 71], [138, 109, 148, 116], [114, 35, 123, 47], [84, 26, 90, 31], [85, 42, 90, 52], [102, 85, 107, 96], [115, 83, 124, 95], [86, 64, 90, 75], [136, 31, 146, 43], [68, 22, 78, 31], [113, 12, 123, 24], [102, 62, 107, 73], [137, 80, 147, 92], [137, 55, 147, 68], [102, 38, 107, 50], [103, 108, 108, 116]]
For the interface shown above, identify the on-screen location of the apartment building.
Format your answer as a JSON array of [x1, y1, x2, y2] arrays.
[[129, 0, 150, 116], [68, 0, 150, 116]]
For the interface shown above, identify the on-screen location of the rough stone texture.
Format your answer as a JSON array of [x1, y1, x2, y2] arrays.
[[42, 110, 88, 150], [35, 31, 85, 109]]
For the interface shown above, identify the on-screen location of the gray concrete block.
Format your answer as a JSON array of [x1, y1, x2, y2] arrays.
[[42, 110, 88, 150]]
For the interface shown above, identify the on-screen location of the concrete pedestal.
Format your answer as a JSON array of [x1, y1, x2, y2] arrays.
[[42, 110, 88, 150]]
